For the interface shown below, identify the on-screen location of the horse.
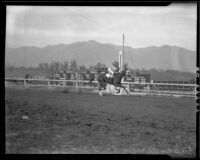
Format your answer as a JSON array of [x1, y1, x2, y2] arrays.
[[87, 66, 130, 96]]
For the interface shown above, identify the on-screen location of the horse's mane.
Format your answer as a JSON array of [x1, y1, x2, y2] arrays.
[[117, 67, 127, 78], [112, 67, 127, 83]]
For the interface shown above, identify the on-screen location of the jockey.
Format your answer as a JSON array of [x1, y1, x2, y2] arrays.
[[106, 65, 119, 78]]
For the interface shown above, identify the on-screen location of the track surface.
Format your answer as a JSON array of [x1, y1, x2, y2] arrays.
[[5, 87, 196, 157]]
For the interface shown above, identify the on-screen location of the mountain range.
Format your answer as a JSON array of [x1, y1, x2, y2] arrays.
[[5, 40, 196, 73]]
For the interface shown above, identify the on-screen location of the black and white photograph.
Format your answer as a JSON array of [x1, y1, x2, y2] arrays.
[[5, 3, 197, 157]]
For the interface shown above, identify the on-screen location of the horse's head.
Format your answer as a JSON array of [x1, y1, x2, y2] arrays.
[[126, 70, 130, 76], [126, 69, 136, 79], [126, 69, 135, 79]]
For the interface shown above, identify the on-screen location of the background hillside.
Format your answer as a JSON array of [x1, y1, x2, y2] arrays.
[[5, 40, 196, 73]]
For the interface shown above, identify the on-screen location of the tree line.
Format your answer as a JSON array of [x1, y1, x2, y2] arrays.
[[37, 60, 103, 73], [6, 59, 123, 74], [36, 59, 127, 74]]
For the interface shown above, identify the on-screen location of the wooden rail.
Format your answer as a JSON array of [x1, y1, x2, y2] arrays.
[[5, 78, 197, 86], [5, 78, 197, 97]]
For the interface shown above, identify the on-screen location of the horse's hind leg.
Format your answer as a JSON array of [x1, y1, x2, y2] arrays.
[[116, 83, 130, 96]]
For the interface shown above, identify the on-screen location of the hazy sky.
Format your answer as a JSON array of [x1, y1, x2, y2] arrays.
[[6, 3, 197, 50]]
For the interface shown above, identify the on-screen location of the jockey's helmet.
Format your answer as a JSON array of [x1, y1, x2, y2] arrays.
[[112, 67, 119, 73]]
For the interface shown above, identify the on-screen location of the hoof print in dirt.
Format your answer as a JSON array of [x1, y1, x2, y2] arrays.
[[144, 131, 151, 136], [85, 123, 92, 127], [62, 90, 69, 93]]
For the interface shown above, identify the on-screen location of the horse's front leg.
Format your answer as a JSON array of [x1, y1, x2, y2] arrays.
[[124, 86, 130, 96], [123, 85, 130, 96]]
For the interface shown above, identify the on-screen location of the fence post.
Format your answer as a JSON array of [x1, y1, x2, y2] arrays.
[[127, 83, 130, 93], [24, 79, 27, 87], [147, 84, 150, 95], [82, 76, 83, 88], [194, 86, 196, 99], [48, 79, 50, 88], [76, 79, 78, 88], [63, 80, 66, 87]]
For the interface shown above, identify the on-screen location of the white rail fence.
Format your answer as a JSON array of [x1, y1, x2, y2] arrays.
[[5, 78, 197, 97]]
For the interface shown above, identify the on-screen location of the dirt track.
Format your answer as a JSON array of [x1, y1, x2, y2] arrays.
[[5, 87, 196, 157]]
